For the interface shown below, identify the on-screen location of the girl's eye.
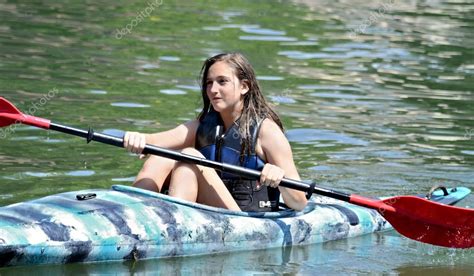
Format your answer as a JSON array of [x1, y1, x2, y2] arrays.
[[206, 78, 229, 87]]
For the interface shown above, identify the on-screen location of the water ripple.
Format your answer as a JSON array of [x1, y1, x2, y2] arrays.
[[286, 128, 369, 146], [160, 89, 187, 95], [240, 36, 297, 42], [110, 102, 151, 108], [241, 26, 286, 36]]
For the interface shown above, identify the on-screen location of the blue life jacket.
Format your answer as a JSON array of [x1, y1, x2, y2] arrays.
[[195, 110, 280, 212]]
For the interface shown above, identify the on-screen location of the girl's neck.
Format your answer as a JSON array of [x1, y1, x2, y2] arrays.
[[219, 109, 242, 130]]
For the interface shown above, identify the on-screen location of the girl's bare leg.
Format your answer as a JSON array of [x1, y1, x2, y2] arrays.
[[169, 148, 240, 211], [133, 155, 176, 192]]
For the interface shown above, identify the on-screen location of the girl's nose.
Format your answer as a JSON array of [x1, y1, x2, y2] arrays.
[[209, 81, 218, 93]]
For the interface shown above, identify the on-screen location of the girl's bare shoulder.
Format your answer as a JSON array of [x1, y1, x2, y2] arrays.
[[183, 119, 200, 131], [258, 118, 288, 148], [259, 118, 284, 137], [256, 118, 289, 161]]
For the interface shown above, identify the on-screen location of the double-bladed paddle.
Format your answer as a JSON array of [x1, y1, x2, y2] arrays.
[[0, 97, 472, 248]]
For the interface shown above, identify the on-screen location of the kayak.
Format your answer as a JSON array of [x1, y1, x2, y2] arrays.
[[1, 96, 472, 253], [0, 185, 470, 267]]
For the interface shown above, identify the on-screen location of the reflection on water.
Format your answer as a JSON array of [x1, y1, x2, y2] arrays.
[[0, 0, 473, 274]]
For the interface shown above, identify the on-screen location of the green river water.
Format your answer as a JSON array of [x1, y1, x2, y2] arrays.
[[0, 0, 473, 274]]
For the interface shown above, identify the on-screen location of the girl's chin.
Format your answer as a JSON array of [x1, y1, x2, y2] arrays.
[[211, 103, 226, 112], [211, 102, 243, 115]]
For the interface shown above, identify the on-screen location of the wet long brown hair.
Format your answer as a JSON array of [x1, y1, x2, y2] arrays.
[[198, 52, 283, 157]]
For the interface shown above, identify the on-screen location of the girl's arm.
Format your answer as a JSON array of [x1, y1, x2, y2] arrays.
[[258, 119, 308, 211], [124, 120, 199, 154]]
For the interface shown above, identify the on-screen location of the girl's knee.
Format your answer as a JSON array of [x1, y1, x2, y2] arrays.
[[177, 148, 209, 173], [180, 147, 205, 158], [142, 155, 175, 172]]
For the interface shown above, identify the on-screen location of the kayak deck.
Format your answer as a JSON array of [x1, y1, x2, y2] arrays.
[[0, 185, 470, 267]]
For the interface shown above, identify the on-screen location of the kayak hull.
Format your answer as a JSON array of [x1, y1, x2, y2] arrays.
[[0, 185, 470, 267]]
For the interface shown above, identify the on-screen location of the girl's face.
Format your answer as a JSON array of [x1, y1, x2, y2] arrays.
[[206, 61, 249, 115]]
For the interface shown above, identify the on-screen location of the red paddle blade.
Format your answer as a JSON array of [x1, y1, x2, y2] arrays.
[[382, 196, 474, 248], [0, 97, 23, 127], [0, 97, 51, 129]]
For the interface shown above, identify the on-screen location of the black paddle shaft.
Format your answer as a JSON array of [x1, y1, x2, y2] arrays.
[[49, 122, 351, 201]]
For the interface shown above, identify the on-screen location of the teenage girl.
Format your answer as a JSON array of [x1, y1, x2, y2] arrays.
[[124, 53, 307, 211]]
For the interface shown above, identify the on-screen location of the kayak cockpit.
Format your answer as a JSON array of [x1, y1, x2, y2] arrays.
[[111, 185, 316, 219]]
